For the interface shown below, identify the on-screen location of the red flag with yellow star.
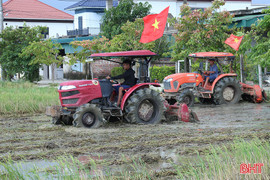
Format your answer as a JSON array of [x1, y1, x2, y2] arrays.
[[225, 34, 244, 51], [140, 6, 170, 43]]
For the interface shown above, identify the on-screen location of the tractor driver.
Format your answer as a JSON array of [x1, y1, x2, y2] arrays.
[[106, 60, 136, 106], [203, 58, 219, 88]]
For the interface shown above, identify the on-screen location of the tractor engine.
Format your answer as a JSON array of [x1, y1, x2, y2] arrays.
[[58, 79, 112, 109], [163, 73, 203, 93]]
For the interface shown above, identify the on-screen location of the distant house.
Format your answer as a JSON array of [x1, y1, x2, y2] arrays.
[[3, 0, 74, 38], [65, 0, 118, 36], [134, 0, 266, 18]]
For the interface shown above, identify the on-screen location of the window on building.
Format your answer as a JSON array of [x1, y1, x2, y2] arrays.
[[78, 16, 83, 30]]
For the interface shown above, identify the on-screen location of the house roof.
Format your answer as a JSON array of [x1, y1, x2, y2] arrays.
[[3, 0, 74, 21], [65, 0, 118, 11]]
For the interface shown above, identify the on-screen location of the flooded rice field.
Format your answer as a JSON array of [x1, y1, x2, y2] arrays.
[[0, 102, 269, 178]]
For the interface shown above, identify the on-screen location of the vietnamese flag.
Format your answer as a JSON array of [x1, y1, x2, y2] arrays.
[[140, 6, 170, 43], [225, 34, 244, 51]]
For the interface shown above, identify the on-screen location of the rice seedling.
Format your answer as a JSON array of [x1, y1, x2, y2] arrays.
[[0, 81, 59, 116], [174, 138, 270, 180]]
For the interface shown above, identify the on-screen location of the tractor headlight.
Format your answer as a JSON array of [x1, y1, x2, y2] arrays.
[[166, 78, 173, 82], [61, 85, 77, 90]]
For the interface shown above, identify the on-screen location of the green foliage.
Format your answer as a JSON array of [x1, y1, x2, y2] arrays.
[[20, 39, 63, 66], [68, 36, 109, 65], [242, 8, 270, 67], [111, 66, 125, 77], [101, 0, 151, 39], [171, 0, 235, 61], [150, 65, 175, 82], [0, 25, 47, 81], [108, 19, 170, 59]]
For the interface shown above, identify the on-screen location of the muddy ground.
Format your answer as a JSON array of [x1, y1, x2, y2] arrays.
[[0, 102, 269, 177]]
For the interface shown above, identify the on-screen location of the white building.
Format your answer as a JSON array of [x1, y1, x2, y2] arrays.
[[64, 0, 118, 36], [134, 0, 266, 18], [3, 0, 74, 38]]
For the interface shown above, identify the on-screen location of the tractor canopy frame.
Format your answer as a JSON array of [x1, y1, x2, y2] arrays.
[[188, 52, 237, 74], [91, 50, 157, 83]]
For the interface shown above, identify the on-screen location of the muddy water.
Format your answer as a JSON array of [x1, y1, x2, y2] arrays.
[[0, 102, 269, 178]]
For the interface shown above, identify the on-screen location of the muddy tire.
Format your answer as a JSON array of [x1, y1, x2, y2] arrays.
[[124, 88, 166, 124], [177, 89, 195, 107], [52, 116, 62, 125], [52, 115, 73, 125], [213, 77, 242, 105], [73, 104, 103, 128]]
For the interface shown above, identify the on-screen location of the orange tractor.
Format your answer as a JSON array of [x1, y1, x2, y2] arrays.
[[163, 52, 267, 106]]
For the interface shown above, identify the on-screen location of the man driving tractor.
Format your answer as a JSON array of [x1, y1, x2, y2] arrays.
[[106, 60, 136, 106], [203, 58, 219, 88]]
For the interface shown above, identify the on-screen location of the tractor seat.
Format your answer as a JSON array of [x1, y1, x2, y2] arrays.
[[123, 78, 138, 92]]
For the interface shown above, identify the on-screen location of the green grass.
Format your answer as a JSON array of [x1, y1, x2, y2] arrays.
[[0, 81, 59, 116], [175, 138, 270, 180], [0, 138, 269, 179]]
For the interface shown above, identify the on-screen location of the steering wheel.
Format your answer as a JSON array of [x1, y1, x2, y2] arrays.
[[197, 69, 203, 75], [110, 80, 119, 84]]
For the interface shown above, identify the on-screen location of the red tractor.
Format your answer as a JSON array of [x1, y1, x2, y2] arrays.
[[46, 50, 198, 128], [163, 52, 267, 106]]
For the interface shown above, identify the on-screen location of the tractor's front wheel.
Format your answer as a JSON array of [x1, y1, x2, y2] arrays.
[[177, 89, 195, 107], [73, 104, 104, 128], [51, 115, 73, 125], [213, 77, 242, 105], [125, 89, 165, 124]]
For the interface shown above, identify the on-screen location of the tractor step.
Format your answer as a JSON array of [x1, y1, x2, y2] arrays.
[[103, 109, 123, 117]]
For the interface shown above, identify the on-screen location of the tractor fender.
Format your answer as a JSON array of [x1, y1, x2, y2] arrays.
[[120, 83, 161, 110], [210, 73, 237, 92]]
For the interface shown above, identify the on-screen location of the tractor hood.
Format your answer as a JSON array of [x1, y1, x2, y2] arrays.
[[163, 73, 203, 92], [164, 73, 199, 82], [59, 80, 100, 90]]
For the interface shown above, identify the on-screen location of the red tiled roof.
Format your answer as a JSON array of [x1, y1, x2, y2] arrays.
[[3, 0, 73, 20]]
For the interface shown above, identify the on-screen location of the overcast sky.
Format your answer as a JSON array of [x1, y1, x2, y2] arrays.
[[3, 0, 76, 15]]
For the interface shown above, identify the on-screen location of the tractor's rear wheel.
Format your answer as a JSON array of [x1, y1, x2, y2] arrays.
[[213, 77, 242, 105], [124, 89, 165, 124], [73, 104, 103, 128], [177, 89, 195, 107]]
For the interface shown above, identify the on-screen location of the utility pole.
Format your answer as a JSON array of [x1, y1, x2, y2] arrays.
[[0, 0, 4, 81]]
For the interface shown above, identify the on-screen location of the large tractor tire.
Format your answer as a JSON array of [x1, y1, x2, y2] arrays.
[[124, 88, 166, 124], [213, 77, 242, 105], [177, 89, 195, 107], [73, 104, 104, 128]]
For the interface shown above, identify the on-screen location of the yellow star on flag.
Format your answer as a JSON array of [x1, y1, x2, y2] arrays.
[[152, 18, 160, 31], [234, 38, 239, 43]]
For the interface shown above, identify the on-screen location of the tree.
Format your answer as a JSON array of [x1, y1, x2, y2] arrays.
[[101, 0, 151, 39], [20, 39, 63, 83], [69, 19, 169, 64], [0, 25, 47, 81], [69, 36, 109, 65], [171, 0, 235, 61], [108, 18, 170, 59], [241, 8, 270, 67]]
